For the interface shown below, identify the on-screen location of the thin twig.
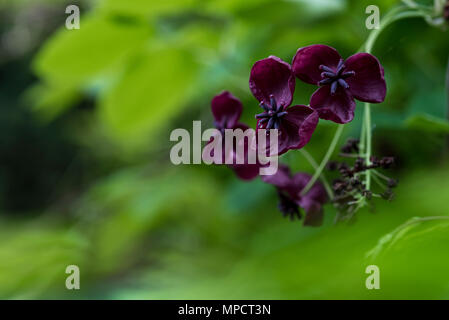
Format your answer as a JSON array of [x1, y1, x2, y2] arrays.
[[300, 149, 334, 200], [301, 125, 344, 197]]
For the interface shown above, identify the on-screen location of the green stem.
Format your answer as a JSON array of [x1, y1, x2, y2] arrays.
[[301, 124, 344, 196], [371, 173, 387, 189], [364, 8, 427, 53], [367, 215, 449, 259], [372, 169, 390, 181], [359, 112, 366, 154], [364, 102, 372, 190], [360, 6, 427, 191], [300, 149, 334, 199]]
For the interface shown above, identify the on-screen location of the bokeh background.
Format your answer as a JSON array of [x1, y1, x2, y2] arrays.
[[0, 0, 449, 299]]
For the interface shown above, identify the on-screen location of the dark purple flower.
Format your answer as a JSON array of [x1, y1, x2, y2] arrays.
[[211, 90, 243, 132], [292, 45, 386, 124], [204, 91, 260, 180], [262, 165, 328, 226], [249, 56, 319, 155]]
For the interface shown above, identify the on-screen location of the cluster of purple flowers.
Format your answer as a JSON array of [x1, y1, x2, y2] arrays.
[[206, 45, 387, 226]]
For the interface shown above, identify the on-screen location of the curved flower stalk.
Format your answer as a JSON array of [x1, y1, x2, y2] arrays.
[[299, 3, 446, 219], [355, 4, 435, 208], [401, 0, 449, 27]]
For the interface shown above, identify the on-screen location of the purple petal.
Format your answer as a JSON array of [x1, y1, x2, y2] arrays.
[[249, 56, 295, 108], [261, 164, 292, 188], [211, 91, 242, 128], [291, 172, 327, 226], [231, 163, 260, 180], [292, 45, 342, 85], [289, 172, 310, 195], [231, 122, 256, 164], [204, 122, 249, 166], [255, 120, 279, 157], [309, 86, 356, 124], [301, 200, 324, 227], [229, 122, 261, 181], [202, 133, 222, 164], [256, 106, 318, 156], [344, 53, 387, 103], [279, 105, 319, 152], [292, 173, 328, 204]]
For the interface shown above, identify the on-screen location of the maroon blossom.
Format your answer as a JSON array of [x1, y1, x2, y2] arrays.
[[204, 91, 260, 180], [262, 165, 328, 226], [292, 45, 386, 124], [249, 56, 319, 155]]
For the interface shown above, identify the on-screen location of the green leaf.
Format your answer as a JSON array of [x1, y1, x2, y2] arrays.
[[98, 0, 198, 17], [405, 113, 449, 134], [24, 83, 81, 121], [0, 226, 87, 299], [33, 15, 150, 86], [98, 47, 199, 145]]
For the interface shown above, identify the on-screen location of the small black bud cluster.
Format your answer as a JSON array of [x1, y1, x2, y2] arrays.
[[328, 155, 395, 178], [327, 138, 398, 217], [340, 138, 359, 154]]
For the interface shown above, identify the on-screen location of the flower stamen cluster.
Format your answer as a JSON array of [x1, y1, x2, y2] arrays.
[[319, 59, 356, 95], [256, 95, 288, 130]]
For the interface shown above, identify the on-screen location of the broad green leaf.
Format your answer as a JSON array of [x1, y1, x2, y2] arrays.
[[24, 83, 81, 121], [408, 88, 447, 118], [405, 113, 449, 133], [33, 14, 150, 86], [365, 216, 448, 260], [0, 226, 87, 299], [365, 216, 449, 299], [98, 47, 199, 145]]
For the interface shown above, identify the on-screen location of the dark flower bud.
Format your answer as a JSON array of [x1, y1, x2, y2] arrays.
[[387, 178, 398, 188], [337, 162, 353, 178], [370, 156, 380, 167], [326, 161, 339, 171], [339, 167, 353, 178], [350, 177, 361, 187], [363, 190, 372, 200], [349, 138, 360, 152], [340, 145, 351, 154], [332, 179, 347, 194], [336, 162, 353, 177], [380, 157, 395, 169], [381, 189, 395, 201], [338, 162, 350, 171], [341, 138, 360, 154], [354, 157, 365, 172]]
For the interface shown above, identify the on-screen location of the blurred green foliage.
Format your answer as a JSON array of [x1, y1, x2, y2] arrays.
[[0, 0, 448, 299]]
